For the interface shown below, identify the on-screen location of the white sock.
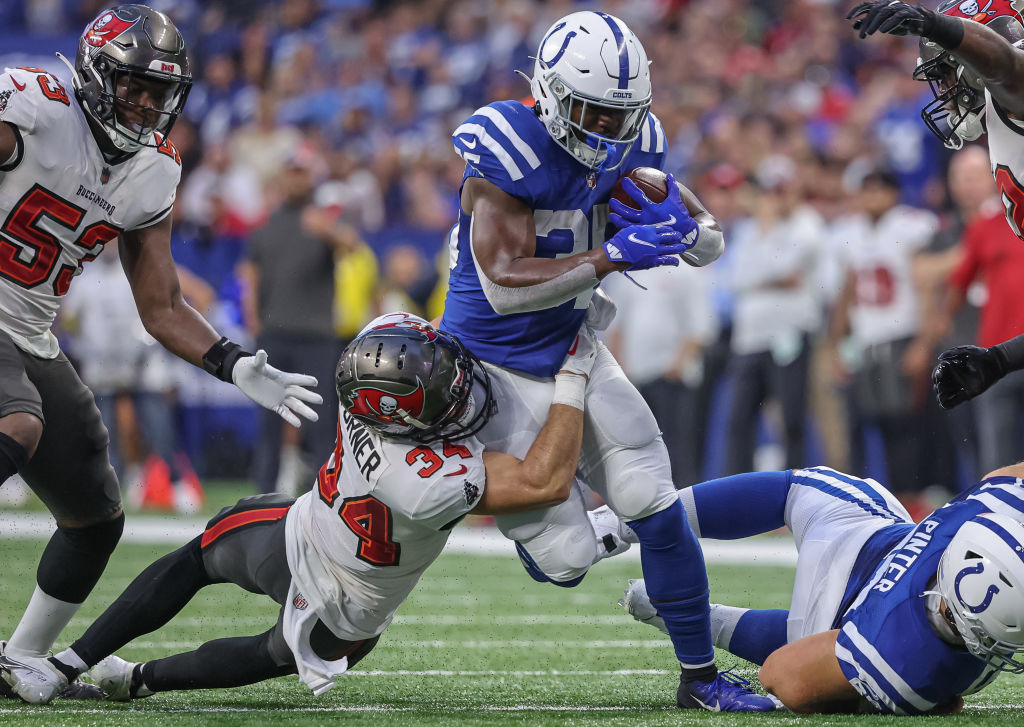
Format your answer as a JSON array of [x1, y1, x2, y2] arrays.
[[54, 647, 88, 672], [7, 586, 81, 656], [709, 603, 749, 651]]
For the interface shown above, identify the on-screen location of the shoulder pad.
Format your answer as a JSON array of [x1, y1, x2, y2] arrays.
[[636, 111, 666, 156], [0, 66, 73, 135], [453, 101, 547, 197]]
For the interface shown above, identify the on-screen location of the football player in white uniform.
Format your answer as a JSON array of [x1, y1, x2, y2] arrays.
[[848, 1, 1024, 411], [0, 313, 602, 704], [616, 464, 1024, 714], [0, 4, 321, 696]]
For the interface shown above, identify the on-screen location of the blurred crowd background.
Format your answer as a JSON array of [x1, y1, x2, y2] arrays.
[[2, 0, 1021, 519]]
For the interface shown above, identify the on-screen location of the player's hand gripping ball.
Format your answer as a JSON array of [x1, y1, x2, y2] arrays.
[[609, 167, 699, 249]]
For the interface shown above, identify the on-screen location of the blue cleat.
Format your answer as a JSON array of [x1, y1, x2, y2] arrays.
[[677, 667, 778, 712]]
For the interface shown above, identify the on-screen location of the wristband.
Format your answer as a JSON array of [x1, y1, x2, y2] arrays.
[[202, 336, 251, 382], [923, 9, 964, 50], [552, 372, 587, 411]]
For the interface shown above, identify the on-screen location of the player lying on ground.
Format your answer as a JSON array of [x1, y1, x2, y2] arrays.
[[0, 5, 322, 699], [847, 1, 1024, 407], [612, 465, 1024, 714], [0, 313, 600, 703], [441, 10, 771, 711]]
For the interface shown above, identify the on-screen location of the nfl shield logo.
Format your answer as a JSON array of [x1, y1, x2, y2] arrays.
[[293, 593, 308, 610]]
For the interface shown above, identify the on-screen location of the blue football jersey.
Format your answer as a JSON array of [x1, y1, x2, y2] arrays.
[[833, 476, 1024, 714], [441, 100, 667, 377]]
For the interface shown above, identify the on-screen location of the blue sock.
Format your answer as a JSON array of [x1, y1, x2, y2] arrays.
[[688, 470, 792, 539], [725, 609, 789, 666], [628, 499, 713, 667]]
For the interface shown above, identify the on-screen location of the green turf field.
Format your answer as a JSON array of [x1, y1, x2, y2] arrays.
[[1, 536, 1023, 725]]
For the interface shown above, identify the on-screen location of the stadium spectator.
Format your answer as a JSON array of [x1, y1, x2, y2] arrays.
[[828, 170, 939, 513], [722, 156, 825, 475], [238, 145, 356, 495]]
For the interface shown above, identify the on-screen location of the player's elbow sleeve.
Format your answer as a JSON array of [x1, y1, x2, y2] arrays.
[[682, 225, 724, 267]]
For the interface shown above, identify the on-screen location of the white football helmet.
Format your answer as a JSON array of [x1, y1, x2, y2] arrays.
[[529, 11, 651, 171], [937, 512, 1024, 672]]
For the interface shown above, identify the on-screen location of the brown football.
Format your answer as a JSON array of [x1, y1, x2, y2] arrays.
[[610, 167, 669, 210]]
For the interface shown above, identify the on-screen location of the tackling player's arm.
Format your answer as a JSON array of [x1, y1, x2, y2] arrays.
[[469, 325, 596, 514], [471, 402, 583, 514], [120, 216, 322, 426], [758, 630, 861, 714]]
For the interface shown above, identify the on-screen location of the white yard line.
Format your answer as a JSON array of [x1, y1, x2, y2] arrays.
[[0, 512, 798, 566]]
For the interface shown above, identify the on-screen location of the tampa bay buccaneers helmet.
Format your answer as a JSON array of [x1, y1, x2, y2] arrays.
[[57, 5, 192, 153], [914, 0, 1024, 149], [336, 313, 493, 442]]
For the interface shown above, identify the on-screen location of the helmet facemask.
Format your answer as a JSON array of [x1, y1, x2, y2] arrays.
[[532, 70, 650, 171], [913, 44, 985, 150], [85, 61, 190, 151]]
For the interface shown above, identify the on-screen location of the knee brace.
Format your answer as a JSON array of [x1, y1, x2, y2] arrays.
[[37, 513, 125, 603]]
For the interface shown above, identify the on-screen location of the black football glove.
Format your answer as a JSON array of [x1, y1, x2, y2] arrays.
[[847, 1, 936, 38], [931, 345, 1007, 409]]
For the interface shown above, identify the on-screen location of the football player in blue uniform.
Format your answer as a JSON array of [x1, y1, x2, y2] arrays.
[[440, 10, 773, 711], [618, 465, 1024, 714]]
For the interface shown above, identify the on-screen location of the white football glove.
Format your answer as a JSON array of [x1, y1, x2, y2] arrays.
[[558, 324, 599, 380], [232, 350, 323, 427], [585, 288, 617, 331]]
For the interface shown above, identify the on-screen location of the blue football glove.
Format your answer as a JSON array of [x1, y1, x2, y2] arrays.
[[609, 172, 699, 249], [602, 224, 686, 271]]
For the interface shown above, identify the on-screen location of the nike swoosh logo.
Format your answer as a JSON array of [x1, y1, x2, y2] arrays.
[[693, 696, 722, 712], [664, 214, 677, 226], [567, 335, 579, 355], [459, 136, 477, 149], [627, 233, 655, 248], [444, 465, 469, 477], [9, 76, 25, 91]]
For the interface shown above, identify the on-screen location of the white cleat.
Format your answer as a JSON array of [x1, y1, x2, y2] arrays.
[[588, 505, 639, 560], [91, 655, 152, 701], [0, 642, 68, 704], [619, 578, 670, 634]]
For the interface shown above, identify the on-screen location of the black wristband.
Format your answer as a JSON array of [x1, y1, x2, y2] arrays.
[[922, 7, 965, 50], [202, 337, 251, 382]]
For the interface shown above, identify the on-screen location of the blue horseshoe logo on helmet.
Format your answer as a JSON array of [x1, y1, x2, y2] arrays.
[[539, 22, 577, 67], [954, 562, 1001, 614]]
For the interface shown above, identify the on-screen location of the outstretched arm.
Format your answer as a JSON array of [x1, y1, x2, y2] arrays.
[[121, 216, 322, 426], [849, 1, 1024, 116]]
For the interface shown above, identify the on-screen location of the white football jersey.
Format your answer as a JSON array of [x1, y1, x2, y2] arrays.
[[985, 89, 1024, 241], [0, 66, 180, 358], [832, 205, 937, 347], [285, 407, 486, 640]]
